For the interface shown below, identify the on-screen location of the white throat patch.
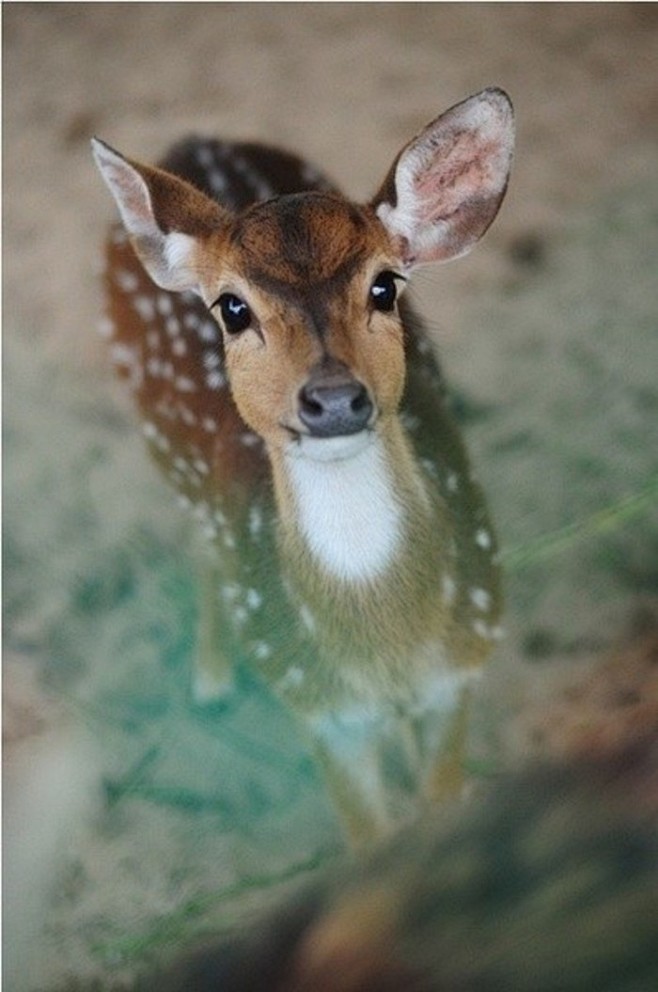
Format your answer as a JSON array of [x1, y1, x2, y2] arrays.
[[285, 433, 403, 583]]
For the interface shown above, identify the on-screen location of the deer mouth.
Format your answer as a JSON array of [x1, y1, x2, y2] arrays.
[[286, 428, 375, 463]]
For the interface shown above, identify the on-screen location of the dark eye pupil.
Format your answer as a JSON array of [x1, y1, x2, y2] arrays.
[[370, 271, 398, 312], [218, 293, 251, 333]]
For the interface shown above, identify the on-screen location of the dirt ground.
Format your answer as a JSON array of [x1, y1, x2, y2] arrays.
[[3, 4, 658, 989]]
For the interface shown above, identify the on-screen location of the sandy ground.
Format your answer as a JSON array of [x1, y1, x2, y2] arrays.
[[3, 3, 658, 989]]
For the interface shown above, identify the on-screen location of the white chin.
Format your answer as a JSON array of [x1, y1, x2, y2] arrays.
[[291, 430, 373, 463]]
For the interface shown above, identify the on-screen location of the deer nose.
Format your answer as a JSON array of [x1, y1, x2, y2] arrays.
[[298, 374, 374, 438]]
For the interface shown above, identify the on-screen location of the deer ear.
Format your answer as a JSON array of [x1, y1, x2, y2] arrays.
[[91, 138, 228, 293], [373, 88, 514, 269]]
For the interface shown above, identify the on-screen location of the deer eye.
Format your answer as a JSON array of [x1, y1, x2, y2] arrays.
[[370, 271, 401, 312], [215, 293, 252, 334]]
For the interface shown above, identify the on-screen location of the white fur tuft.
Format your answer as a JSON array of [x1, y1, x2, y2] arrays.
[[164, 231, 195, 270]]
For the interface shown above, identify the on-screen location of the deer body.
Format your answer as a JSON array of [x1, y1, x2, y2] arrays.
[[94, 89, 514, 840]]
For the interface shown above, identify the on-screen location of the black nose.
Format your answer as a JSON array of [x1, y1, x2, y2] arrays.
[[298, 374, 373, 438]]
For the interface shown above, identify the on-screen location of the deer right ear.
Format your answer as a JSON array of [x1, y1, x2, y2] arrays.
[[373, 88, 514, 269], [91, 138, 228, 293]]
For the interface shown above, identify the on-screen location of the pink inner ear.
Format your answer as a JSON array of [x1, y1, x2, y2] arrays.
[[413, 133, 506, 224], [115, 172, 153, 231], [391, 129, 512, 264], [377, 90, 514, 265]]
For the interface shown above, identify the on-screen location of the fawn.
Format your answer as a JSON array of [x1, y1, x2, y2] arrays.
[[92, 88, 514, 842]]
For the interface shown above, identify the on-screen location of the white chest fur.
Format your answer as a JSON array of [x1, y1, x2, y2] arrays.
[[284, 433, 403, 583]]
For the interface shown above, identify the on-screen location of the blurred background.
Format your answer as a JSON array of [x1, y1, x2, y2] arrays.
[[3, 4, 658, 989]]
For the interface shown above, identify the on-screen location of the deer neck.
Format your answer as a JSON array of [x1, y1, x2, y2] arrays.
[[269, 420, 436, 588]]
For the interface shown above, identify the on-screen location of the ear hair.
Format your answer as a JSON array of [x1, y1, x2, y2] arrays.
[[373, 88, 515, 268], [91, 138, 227, 293]]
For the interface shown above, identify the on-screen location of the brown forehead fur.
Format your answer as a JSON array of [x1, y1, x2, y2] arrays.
[[232, 192, 389, 290]]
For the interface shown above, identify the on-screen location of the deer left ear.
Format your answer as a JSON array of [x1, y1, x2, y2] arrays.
[[91, 137, 228, 293], [373, 88, 514, 269]]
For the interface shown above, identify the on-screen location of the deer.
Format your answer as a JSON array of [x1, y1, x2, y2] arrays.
[[92, 87, 514, 844]]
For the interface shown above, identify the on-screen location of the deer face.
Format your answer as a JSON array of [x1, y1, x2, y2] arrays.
[[198, 193, 407, 454], [93, 88, 514, 459]]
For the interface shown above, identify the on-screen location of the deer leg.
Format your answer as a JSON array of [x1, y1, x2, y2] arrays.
[[421, 676, 480, 805], [192, 562, 236, 705], [311, 740, 392, 847], [308, 708, 423, 847]]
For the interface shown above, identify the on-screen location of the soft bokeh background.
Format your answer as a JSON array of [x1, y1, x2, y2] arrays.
[[4, 4, 658, 988]]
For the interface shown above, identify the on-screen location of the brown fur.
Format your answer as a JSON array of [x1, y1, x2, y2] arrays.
[[133, 155, 228, 238]]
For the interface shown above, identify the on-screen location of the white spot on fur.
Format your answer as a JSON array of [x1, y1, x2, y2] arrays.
[[209, 170, 227, 194], [110, 342, 137, 366], [179, 405, 197, 426], [157, 293, 173, 316], [133, 295, 156, 322], [97, 316, 115, 339], [302, 163, 324, 186], [203, 351, 221, 370], [221, 584, 241, 604], [441, 574, 456, 605], [110, 344, 143, 389], [278, 666, 304, 691], [299, 604, 316, 633], [475, 528, 492, 550], [206, 370, 225, 390], [233, 606, 248, 626], [446, 472, 459, 493], [246, 588, 262, 611], [472, 619, 492, 640], [469, 587, 491, 612], [199, 320, 219, 343], [400, 412, 421, 433], [197, 146, 214, 168], [176, 375, 197, 393], [421, 457, 439, 480], [248, 505, 263, 537], [116, 268, 139, 292]]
